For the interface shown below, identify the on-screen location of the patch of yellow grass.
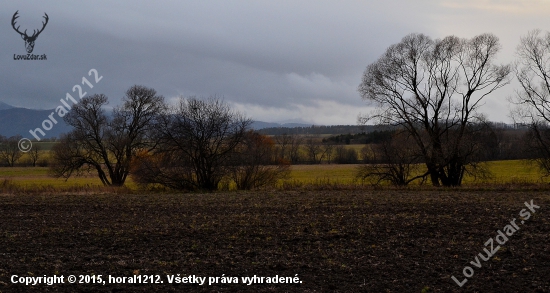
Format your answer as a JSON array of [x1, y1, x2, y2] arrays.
[[284, 160, 545, 186], [0, 160, 546, 191], [0, 167, 138, 189], [284, 164, 360, 185], [467, 160, 543, 184]]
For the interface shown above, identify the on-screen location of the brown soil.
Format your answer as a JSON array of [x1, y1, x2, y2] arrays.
[[0, 190, 548, 292]]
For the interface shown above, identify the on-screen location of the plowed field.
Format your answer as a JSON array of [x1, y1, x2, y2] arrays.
[[0, 190, 548, 292]]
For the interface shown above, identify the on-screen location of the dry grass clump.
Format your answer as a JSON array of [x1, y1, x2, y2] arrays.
[[0, 179, 133, 195]]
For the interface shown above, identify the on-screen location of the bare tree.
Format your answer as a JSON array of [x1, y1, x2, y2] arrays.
[[133, 96, 252, 191], [322, 142, 335, 163], [28, 143, 41, 167], [130, 148, 196, 190], [303, 138, 334, 164], [273, 134, 308, 164], [288, 135, 303, 164], [511, 30, 550, 175], [333, 145, 359, 164], [522, 124, 550, 176], [305, 137, 324, 164], [359, 33, 511, 186], [356, 131, 427, 186], [274, 134, 293, 161], [229, 131, 290, 190], [50, 85, 166, 186], [0, 135, 23, 167]]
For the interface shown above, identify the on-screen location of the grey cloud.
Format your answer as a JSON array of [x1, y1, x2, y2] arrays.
[[1, 0, 534, 124]]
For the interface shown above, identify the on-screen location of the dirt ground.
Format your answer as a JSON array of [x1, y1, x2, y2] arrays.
[[0, 190, 548, 292]]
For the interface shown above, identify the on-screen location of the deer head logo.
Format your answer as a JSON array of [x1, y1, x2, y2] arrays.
[[11, 11, 49, 54]]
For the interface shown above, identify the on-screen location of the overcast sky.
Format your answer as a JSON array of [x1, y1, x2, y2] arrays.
[[1, 0, 549, 124]]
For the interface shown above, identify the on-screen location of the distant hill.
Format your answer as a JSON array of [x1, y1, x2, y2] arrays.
[[0, 101, 14, 111], [250, 121, 311, 130], [0, 101, 376, 139], [0, 103, 72, 140], [0, 102, 314, 139], [257, 124, 386, 135]]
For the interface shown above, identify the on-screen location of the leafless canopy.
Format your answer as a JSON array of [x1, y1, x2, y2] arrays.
[[132, 96, 252, 191], [513, 30, 550, 123], [50, 85, 166, 186], [228, 131, 290, 190], [359, 33, 510, 186], [512, 30, 550, 176], [356, 131, 427, 186], [0, 135, 24, 167]]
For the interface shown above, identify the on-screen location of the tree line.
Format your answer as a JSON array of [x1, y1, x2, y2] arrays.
[[0, 135, 43, 167], [47, 86, 289, 191], [258, 125, 379, 136]]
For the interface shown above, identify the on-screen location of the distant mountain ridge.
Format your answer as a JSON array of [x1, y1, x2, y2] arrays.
[[0, 101, 319, 139], [0, 101, 15, 111], [0, 103, 73, 139]]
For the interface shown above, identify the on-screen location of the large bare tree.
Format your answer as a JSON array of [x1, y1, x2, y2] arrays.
[[359, 33, 510, 186], [132, 96, 252, 191], [50, 85, 166, 186], [511, 30, 550, 175], [0, 135, 23, 167]]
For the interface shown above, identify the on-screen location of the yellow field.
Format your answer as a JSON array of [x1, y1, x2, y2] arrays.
[[283, 164, 360, 185], [284, 160, 545, 186], [0, 160, 546, 191], [0, 167, 102, 187], [470, 160, 543, 184], [0, 167, 137, 189]]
